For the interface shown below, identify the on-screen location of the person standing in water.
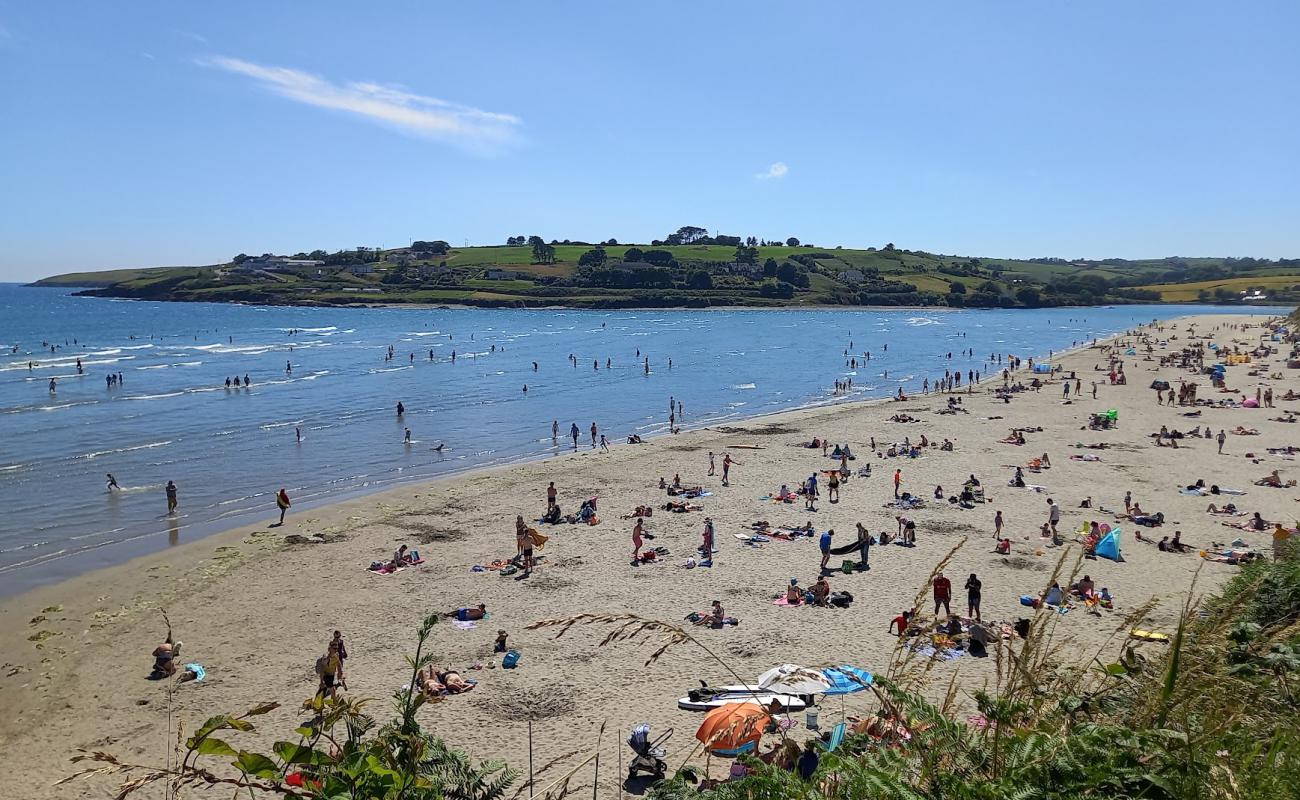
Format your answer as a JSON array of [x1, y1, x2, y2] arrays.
[[552, 420, 559, 443], [295, 426, 302, 443], [404, 427, 411, 444], [590, 422, 598, 448], [570, 422, 580, 450], [396, 401, 405, 416], [285, 361, 292, 374], [165, 480, 178, 515], [106, 473, 119, 491], [276, 488, 291, 525], [48, 378, 56, 393]]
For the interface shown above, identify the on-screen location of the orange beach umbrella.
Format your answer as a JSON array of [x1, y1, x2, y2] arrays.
[[695, 702, 768, 753]]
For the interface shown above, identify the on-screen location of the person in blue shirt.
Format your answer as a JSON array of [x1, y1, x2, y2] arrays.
[[819, 529, 833, 571]]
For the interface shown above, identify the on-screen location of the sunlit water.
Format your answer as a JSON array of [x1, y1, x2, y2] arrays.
[[0, 284, 1283, 595]]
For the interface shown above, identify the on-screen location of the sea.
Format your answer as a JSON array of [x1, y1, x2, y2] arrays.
[[0, 283, 1285, 595]]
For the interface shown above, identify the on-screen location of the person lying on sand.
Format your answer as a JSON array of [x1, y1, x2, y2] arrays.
[[438, 669, 473, 693], [417, 666, 446, 696], [446, 603, 487, 621], [664, 500, 702, 513], [622, 506, 653, 519], [1233, 426, 1260, 435], [1206, 502, 1240, 515]]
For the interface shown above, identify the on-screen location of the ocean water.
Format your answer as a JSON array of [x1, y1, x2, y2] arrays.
[[0, 284, 1284, 595]]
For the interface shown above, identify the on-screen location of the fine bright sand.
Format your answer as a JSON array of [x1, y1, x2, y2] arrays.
[[0, 313, 1291, 797]]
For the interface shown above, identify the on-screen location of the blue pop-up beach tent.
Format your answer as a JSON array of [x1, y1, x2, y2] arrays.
[[1095, 528, 1123, 561]]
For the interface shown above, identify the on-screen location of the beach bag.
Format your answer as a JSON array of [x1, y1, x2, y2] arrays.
[[1014, 618, 1031, 639], [502, 649, 521, 669], [842, 560, 855, 574]]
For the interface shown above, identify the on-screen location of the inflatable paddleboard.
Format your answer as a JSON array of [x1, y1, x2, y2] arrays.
[[677, 686, 807, 712]]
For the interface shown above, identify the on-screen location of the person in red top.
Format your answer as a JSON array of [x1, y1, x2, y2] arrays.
[[893, 469, 902, 499], [932, 572, 952, 617]]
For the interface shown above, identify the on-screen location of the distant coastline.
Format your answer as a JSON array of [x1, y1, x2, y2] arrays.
[[32, 239, 1300, 309]]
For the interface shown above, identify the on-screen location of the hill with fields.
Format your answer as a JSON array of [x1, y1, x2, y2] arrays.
[[32, 229, 1300, 309]]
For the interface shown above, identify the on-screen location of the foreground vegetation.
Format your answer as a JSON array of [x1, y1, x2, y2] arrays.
[[67, 541, 1299, 799], [34, 226, 1300, 308]]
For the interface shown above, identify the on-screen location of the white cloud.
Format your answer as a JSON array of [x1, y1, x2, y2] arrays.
[[756, 162, 789, 180], [197, 56, 521, 152]]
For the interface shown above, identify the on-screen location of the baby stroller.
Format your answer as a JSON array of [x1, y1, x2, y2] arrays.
[[626, 723, 672, 781]]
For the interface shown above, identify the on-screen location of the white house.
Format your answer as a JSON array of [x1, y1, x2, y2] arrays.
[[236, 256, 324, 273]]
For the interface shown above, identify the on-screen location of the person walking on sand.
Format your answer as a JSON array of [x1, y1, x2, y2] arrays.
[[632, 517, 645, 560], [276, 488, 291, 525], [1217, 429, 1226, 454], [994, 510, 1004, 539], [893, 468, 902, 499], [315, 640, 346, 700], [933, 572, 952, 618], [547, 481, 557, 509], [707, 451, 715, 476], [600, 434, 610, 452], [965, 573, 982, 620], [106, 473, 119, 492], [165, 480, 178, 515], [1047, 498, 1061, 536], [819, 528, 833, 572], [721, 454, 734, 486], [701, 517, 715, 558]]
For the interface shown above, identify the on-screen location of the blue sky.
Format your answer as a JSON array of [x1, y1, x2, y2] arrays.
[[1, 1, 1297, 281]]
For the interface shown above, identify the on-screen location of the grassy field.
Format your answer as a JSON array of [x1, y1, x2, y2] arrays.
[[1134, 275, 1300, 301]]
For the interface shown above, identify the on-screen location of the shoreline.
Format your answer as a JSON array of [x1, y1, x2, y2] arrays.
[[0, 316, 1143, 600], [2, 311, 1290, 798], [19, 284, 1268, 313]]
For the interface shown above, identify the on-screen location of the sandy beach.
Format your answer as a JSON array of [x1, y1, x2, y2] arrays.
[[2, 312, 1293, 798]]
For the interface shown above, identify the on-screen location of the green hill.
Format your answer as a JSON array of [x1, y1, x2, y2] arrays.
[[32, 238, 1300, 309]]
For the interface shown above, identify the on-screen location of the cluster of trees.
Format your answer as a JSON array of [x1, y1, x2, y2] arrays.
[[409, 240, 449, 255], [649, 226, 804, 248]]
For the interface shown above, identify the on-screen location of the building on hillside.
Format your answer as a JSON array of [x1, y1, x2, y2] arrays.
[[235, 256, 324, 273], [346, 264, 375, 276], [727, 262, 764, 279], [484, 269, 520, 280], [838, 269, 866, 284], [1240, 290, 1270, 302], [418, 263, 444, 279]]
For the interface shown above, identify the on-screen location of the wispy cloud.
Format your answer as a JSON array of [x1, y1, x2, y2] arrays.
[[756, 161, 789, 180], [197, 56, 521, 152]]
